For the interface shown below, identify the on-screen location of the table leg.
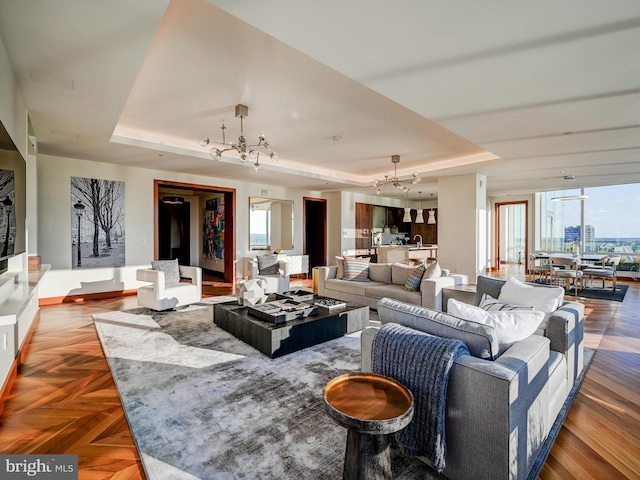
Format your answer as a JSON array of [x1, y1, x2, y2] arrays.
[[343, 429, 392, 480]]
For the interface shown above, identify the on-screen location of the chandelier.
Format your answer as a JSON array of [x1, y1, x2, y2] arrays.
[[374, 155, 420, 194], [199, 104, 278, 171]]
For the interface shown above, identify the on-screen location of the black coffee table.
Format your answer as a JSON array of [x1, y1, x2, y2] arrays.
[[213, 296, 369, 358]]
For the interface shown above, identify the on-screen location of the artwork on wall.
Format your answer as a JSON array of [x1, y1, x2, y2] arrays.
[[0, 169, 16, 258], [71, 177, 125, 269], [203, 197, 224, 260]]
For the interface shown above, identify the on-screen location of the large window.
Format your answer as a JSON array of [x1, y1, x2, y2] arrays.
[[538, 183, 640, 276]]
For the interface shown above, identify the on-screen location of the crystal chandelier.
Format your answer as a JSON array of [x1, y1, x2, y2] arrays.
[[199, 104, 278, 171], [374, 155, 420, 194]]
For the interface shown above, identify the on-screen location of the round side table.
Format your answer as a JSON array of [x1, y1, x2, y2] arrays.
[[323, 372, 414, 480]]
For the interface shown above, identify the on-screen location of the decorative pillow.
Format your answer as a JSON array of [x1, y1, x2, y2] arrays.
[[377, 297, 499, 360], [479, 293, 534, 312], [335, 256, 349, 279], [448, 298, 545, 354], [423, 258, 442, 279], [257, 255, 279, 275], [391, 263, 416, 286], [498, 276, 564, 313], [343, 258, 370, 281], [404, 264, 426, 291], [151, 259, 180, 284]]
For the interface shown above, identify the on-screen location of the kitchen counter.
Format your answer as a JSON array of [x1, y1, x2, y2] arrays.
[[375, 245, 438, 262]]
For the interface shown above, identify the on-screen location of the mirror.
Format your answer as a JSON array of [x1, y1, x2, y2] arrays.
[[249, 197, 293, 251]]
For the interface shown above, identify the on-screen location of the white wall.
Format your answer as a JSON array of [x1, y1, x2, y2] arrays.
[[36, 153, 320, 298], [438, 173, 487, 280]]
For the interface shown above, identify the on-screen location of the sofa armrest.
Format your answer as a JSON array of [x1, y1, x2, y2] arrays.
[[546, 301, 584, 385], [316, 266, 337, 296], [136, 268, 165, 298], [278, 260, 291, 277], [360, 326, 380, 372], [420, 274, 469, 311], [179, 265, 202, 291]]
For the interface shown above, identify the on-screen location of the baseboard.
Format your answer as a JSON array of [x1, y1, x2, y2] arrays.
[[39, 289, 137, 306]]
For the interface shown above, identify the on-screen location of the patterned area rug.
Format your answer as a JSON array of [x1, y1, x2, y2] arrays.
[[93, 300, 593, 480]]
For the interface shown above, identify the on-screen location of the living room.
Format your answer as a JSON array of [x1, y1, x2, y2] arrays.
[[0, 1, 639, 479]]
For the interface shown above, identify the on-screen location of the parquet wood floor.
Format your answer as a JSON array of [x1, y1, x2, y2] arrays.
[[0, 272, 638, 479]]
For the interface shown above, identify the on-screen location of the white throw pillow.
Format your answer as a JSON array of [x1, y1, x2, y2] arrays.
[[448, 298, 546, 354], [498, 276, 564, 313], [479, 293, 534, 312]]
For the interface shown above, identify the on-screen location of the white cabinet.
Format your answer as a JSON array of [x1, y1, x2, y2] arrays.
[[0, 266, 47, 397]]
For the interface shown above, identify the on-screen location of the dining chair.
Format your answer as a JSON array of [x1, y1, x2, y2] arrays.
[[549, 256, 583, 295], [582, 255, 620, 293], [529, 253, 553, 282]]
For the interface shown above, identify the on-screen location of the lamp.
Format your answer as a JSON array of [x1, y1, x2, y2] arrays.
[[73, 200, 85, 267], [415, 191, 424, 223], [427, 194, 436, 225], [551, 195, 588, 201], [402, 190, 411, 222], [199, 104, 278, 166], [374, 155, 420, 194]]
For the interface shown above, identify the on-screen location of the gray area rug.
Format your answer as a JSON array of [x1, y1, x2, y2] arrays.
[[93, 300, 593, 480], [93, 301, 432, 479]]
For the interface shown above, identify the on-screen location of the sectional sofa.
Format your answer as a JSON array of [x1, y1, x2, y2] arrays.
[[317, 261, 468, 310], [361, 275, 585, 480]]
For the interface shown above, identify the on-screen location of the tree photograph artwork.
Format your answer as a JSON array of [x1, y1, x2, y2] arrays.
[[71, 177, 125, 269], [0, 168, 16, 258]]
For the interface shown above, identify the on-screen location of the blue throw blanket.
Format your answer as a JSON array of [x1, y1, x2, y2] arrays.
[[372, 322, 469, 473]]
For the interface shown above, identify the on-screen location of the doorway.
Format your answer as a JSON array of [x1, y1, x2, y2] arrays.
[[155, 180, 236, 283], [303, 197, 327, 270], [158, 199, 190, 265], [495, 201, 528, 271]]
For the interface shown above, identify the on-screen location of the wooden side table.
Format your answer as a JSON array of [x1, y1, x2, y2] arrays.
[[323, 373, 414, 480]]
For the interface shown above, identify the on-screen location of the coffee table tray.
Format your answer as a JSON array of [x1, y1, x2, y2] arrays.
[[247, 299, 318, 324], [278, 289, 316, 302]]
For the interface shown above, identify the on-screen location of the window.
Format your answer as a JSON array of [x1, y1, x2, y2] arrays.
[[249, 208, 270, 249], [537, 183, 640, 277]]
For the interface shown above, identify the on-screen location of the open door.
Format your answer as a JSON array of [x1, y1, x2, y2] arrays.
[[495, 201, 528, 271]]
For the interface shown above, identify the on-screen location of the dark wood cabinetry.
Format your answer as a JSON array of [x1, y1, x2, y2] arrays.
[[356, 202, 437, 250]]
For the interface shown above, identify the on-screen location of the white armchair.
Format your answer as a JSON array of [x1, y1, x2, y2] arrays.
[[137, 262, 202, 311], [249, 256, 290, 294]]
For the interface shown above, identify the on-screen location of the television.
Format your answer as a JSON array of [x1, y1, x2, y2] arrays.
[[0, 121, 27, 274]]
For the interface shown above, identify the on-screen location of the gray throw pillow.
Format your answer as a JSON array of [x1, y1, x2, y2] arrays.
[[257, 255, 279, 275], [151, 259, 180, 284]]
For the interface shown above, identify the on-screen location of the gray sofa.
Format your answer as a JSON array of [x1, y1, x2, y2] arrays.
[[361, 275, 585, 480], [317, 262, 468, 310]]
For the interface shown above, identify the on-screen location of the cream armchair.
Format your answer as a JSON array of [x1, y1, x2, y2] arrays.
[[249, 256, 290, 294], [137, 262, 202, 311]]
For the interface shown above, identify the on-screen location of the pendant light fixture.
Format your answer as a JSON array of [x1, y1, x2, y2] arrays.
[[427, 193, 436, 224], [415, 191, 424, 223], [403, 190, 412, 222]]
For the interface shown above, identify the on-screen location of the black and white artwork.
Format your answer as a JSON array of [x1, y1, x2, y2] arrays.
[[71, 177, 125, 269], [0, 169, 16, 258]]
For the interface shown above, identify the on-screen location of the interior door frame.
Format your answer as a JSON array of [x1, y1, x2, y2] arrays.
[[303, 197, 327, 269], [154, 180, 236, 283], [494, 200, 529, 272]]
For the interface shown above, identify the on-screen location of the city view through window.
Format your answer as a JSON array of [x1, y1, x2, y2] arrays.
[[539, 183, 640, 276]]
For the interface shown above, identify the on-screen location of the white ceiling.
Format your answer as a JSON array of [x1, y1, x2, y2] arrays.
[[1, 0, 639, 200]]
